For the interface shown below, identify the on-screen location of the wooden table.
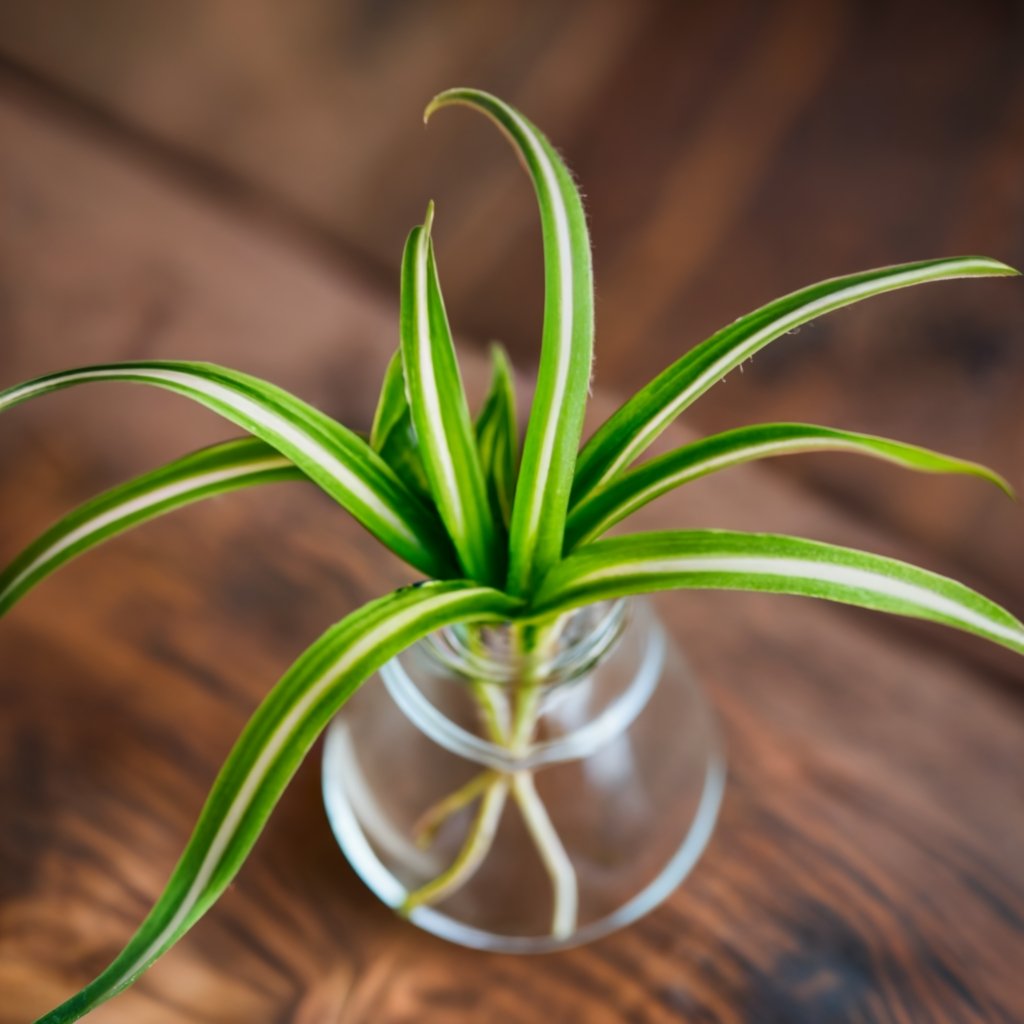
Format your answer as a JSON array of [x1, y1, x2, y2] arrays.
[[2, 61, 1023, 1024]]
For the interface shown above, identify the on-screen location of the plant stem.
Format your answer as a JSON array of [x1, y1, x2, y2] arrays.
[[400, 633, 511, 908], [400, 776, 510, 915], [412, 769, 500, 848], [470, 677, 510, 743], [509, 617, 564, 750], [511, 771, 577, 939], [404, 614, 580, 938]]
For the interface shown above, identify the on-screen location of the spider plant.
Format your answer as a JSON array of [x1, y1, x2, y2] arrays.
[[2, 87, 1022, 1023]]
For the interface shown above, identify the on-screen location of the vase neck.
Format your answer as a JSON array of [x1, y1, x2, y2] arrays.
[[421, 599, 629, 692], [381, 599, 665, 772]]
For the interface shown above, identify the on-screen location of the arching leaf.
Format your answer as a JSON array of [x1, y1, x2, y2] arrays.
[[33, 581, 523, 1023], [0, 438, 302, 615], [534, 530, 1024, 656], [565, 423, 1013, 549], [573, 257, 1019, 503], [428, 89, 594, 596], [0, 361, 456, 578]]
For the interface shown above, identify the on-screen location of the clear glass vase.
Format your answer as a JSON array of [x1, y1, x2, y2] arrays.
[[321, 597, 724, 952]]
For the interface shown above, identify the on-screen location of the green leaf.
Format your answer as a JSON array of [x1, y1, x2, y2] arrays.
[[427, 88, 594, 596], [0, 361, 457, 578], [573, 256, 1020, 503], [476, 342, 520, 528], [370, 350, 432, 500], [0, 438, 303, 615], [565, 423, 1014, 549], [370, 350, 410, 452], [533, 530, 1024, 656], [34, 580, 524, 1023], [377, 417, 432, 501], [400, 204, 499, 583]]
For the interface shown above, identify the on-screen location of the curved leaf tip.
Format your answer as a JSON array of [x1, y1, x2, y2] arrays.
[[573, 254, 1021, 503], [962, 256, 1019, 276], [535, 530, 1024, 657], [424, 85, 595, 597], [424, 88, 470, 123]]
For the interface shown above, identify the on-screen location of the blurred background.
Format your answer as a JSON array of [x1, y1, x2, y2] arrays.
[[1, 0, 1022, 606], [3, 4, 1024, 1018]]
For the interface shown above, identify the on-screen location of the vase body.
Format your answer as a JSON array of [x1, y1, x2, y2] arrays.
[[321, 598, 724, 952]]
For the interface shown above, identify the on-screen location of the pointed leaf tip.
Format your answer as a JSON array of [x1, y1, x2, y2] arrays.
[[424, 87, 468, 123], [991, 471, 1017, 500], [939, 255, 1020, 277], [399, 206, 500, 583], [974, 257, 1020, 276], [573, 254, 1022, 503]]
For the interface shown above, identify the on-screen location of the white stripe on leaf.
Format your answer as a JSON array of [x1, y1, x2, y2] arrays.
[[1, 457, 291, 603]]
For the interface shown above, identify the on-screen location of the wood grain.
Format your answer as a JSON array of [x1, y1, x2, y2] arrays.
[[1, 49, 1023, 1024]]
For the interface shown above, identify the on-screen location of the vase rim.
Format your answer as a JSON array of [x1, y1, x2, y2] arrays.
[[422, 598, 630, 689], [379, 598, 665, 771]]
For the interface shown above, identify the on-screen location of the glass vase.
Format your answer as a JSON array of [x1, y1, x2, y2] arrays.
[[321, 597, 724, 952]]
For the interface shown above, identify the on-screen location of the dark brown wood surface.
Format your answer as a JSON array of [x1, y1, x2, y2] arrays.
[[1, 16, 1023, 1024]]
